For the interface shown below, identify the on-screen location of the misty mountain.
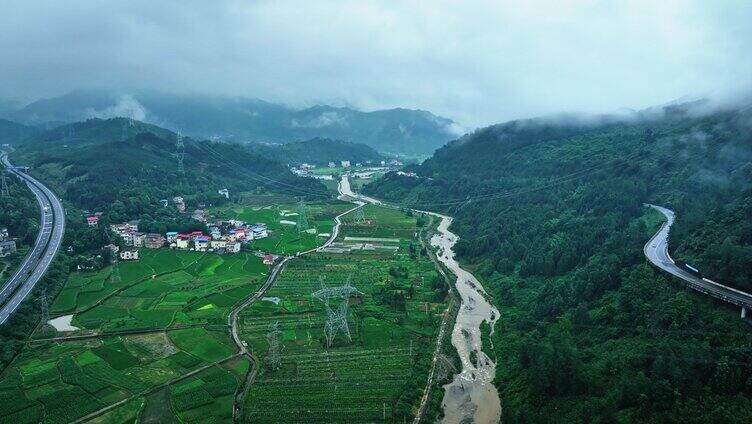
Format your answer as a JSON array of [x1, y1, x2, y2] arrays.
[[0, 118, 39, 145], [5, 90, 461, 155], [365, 102, 752, 421]]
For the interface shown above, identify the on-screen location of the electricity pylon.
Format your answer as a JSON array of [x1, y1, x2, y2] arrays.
[[39, 288, 49, 328], [296, 198, 309, 233], [355, 206, 365, 224], [265, 322, 282, 370], [1, 171, 9, 197], [121, 118, 134, 141], [172, 132, 185, 174], [312, 277, 362, 347]]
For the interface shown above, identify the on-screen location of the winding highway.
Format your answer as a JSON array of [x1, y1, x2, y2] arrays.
[[644, 204, 752, 311], [0, 153, 65, 325]]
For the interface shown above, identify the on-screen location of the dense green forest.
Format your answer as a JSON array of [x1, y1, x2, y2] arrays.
[[365, 103, 752, 422], [248, 137, 385, 166], [10, 118, 330, 229]]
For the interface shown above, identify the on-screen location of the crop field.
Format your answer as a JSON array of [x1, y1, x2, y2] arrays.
[[44, 249, 268, 333], [212, 200, 352, 255], [240, 205, 447, 422], [0, 331, 226, 424], [0, 198, 449, 422]]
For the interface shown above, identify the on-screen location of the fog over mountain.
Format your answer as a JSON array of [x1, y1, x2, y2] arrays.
[[1, 1, 751, 129]]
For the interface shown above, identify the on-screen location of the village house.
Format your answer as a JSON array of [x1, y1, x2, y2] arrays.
[[172, 196, 186, 212], [86, 215, 99, 227], [210, 239, 227, 249], [144, 233, 165, 249], [120, 249, 139, 261], [104, 244, 119, 255], [166, 232, 178, 243], [227, 242, 241, 253], [0, 240, 17, 257], [0, 228, 8, 240], [192, 209, 207, 222], [263, 254, 274, 265], [132, 232, 146, 247], [194, 236, 210, 252], [218, 188, 229, 199], [176, 234, 191, 249], [341, 160, 351, 167]]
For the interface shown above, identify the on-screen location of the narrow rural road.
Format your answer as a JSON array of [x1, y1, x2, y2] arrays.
[[0, 153, 65, 325], [644, 204, 752, 310]]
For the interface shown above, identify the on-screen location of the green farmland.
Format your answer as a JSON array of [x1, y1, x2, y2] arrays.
[[48, 249, 268, 332], [0, 199, 452, 423], [240, 205, 449, 422], [212, 199, 352, 255]]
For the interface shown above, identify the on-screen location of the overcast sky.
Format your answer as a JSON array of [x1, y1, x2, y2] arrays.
[[1, 0, 751, 128]]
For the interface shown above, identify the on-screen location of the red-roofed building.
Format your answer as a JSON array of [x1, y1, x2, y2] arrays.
[[86, 215, 99, 227], [263, 255, 274, 265]]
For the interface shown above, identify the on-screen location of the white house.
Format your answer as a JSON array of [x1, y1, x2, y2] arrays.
[[120, 250, 139, 261], [341, 160, 351, 168], [211, 239, 227, 249], [227, 242, 241, 253]]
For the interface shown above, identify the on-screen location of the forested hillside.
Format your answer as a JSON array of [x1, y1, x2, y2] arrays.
[[10, 118, 329, 231], [365, 103, 752, 422], [0, 119, 38, 145], [248, 137, 384, 166]]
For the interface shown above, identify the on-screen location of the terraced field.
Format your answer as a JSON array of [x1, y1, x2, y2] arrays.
[[47, 249, 267, 333], [0, 248, 263, 423], [0, 331, 245, 424], [240, 205, 448, 422]]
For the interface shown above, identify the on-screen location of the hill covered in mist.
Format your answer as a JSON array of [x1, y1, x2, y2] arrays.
[[4, 90, 461, 156], [365, 101, 752, 422]]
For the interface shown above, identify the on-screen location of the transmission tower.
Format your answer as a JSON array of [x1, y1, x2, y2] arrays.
[[312, 277, 362, 347], [296, 198, 309, 233], [121, 118, 134, 141], [265, 322, 282, 370], [1, 171, 9, 197], [39, 288, 49, 327], [355, 206, 365, 224], [109, 251, 121, 284], [172, 132, 185, 174], [434, 353, 457, 383]]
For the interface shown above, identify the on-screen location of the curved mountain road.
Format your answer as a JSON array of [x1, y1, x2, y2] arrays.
[[644, 204, 752, 312]]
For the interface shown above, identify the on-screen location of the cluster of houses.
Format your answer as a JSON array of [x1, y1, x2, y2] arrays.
[[109, 219, 270, 260], [0, 228, 16, 258]]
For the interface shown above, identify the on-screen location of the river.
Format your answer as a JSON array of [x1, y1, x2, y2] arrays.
[[339, 175, 502, 423]]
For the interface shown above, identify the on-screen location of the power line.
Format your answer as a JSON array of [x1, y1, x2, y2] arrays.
[[189, 139, 331, 197]]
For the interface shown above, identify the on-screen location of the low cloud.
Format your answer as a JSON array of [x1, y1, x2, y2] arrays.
[[83, 95, 148, 121], [0, 1, 751, 128]]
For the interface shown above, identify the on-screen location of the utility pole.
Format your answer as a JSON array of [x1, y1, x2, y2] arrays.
[[39, 288, 49, 327], [355, 206, 365, 224], [266, 322, 282, 370], [296, 198, 309, 233], [173, 132, 185, 174]]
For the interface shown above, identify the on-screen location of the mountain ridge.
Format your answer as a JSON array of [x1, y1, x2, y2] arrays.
[[5, 90, 461, 155]]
